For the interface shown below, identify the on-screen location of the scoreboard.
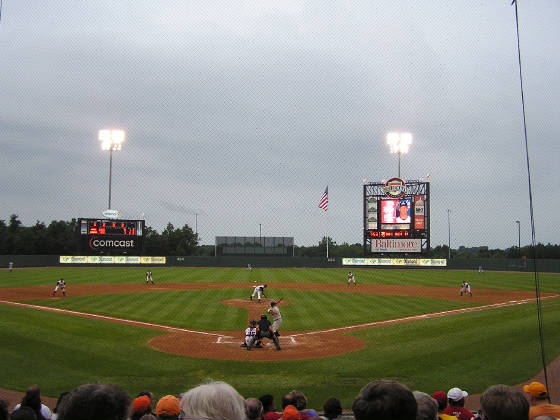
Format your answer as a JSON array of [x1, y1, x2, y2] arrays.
[[78, 218, 145, 254], [363, 178, 430, 254]]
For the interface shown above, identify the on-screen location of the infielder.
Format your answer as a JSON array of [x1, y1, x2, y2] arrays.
[[347, 271, 356, 286], [250, 284, 267, 302], [146, 271, 154, 284], [52, 278, 66, 297], [460, 281, 472, 296], [268, 301, 282, 336]]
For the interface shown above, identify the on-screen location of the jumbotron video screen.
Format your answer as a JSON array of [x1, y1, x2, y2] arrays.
[[363, 178, 430, 254]]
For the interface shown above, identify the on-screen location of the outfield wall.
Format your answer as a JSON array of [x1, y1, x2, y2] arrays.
[[1, 254, 560, 272]]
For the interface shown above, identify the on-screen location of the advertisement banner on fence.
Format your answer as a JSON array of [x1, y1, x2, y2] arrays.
[[342, 258, 446, 267], [60, 256, 166, 264]]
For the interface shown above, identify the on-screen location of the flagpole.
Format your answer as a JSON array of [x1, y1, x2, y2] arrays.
[[318, 185, 329, 260]]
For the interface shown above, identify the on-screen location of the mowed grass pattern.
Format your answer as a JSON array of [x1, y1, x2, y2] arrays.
[[1, 266, 560, 409]]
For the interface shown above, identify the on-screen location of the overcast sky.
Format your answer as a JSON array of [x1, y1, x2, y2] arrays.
[[1, 1, 558, 248]]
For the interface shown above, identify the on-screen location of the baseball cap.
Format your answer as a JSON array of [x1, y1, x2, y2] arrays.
[[156, 395, 180, 417], [447, 387, 468, 401], [432, 391, 447, 405], [283, 405, 300, 420], [523, 382, 548, 398], [131, 395, 151, 413]]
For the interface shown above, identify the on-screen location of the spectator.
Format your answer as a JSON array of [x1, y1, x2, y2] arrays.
[[13, 385, 51, 420], [443, 388, 474, 420], [57, 383, 131, 420], [260, 394, 281, 420], [139, 415, 157, 420], [137, 391, 155, 416], [0, 400, 9, 420], [155, 395, 180, 420], [10, 406, 37, 420], [431, 391, 458, 420], [280, 393, 309, 420], [283, 405, 301, 420], [180, 380, 248, 420], [479, 384, 529, 420], [51, 392, 70, 420], [291, 391, 319, 418], [523, 381, 560, 420], [246, 398, 264, 420], [352, 379, 417, 420], [413, 392, 438, 420], [321, 397, 342, 420], [132, 395, 152, 420]]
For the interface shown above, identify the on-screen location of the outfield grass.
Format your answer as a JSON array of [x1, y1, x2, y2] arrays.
[[1, 266, 559, 410]]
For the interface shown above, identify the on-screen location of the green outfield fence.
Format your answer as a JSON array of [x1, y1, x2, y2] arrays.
[[1, 255, 560, 272]]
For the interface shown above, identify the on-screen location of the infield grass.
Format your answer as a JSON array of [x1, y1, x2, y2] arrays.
[[1, 266, 559, 410]]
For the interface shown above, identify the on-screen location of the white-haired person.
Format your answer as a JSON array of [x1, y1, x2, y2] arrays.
[[180, 380, 248, 420]]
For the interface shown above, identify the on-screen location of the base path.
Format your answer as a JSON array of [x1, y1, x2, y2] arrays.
[[0, 282, 558, 410]]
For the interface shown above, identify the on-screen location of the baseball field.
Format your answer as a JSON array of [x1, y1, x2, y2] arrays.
[[1, 266, 560, 410]]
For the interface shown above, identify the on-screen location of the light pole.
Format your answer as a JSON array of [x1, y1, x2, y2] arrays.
[[447, 209, 451, 261], [99, 129, 125, 209], [387, 132, 412, 178], [516, 220, 521, 257]]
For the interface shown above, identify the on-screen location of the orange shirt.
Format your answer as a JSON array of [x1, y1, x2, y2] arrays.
[[529, 404, 560, 419]]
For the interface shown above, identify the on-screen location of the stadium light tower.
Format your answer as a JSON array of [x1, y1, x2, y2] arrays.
[[99, 129, 125, 209], [387, 132, 412, 178]]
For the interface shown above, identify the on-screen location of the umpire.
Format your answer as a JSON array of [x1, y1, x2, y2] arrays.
[[248, 314, 281, 351]]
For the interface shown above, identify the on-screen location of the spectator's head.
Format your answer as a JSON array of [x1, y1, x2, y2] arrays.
[[245, 398, 263, 420], [180, 380, 247, 420], [290, 390, 308, 411], [20, 385, 44, 420], [323, 397, 342, 420], [447, 387, 468, 407], [480, 384, 529, 420], [413, 392, 438, 420], [523, 381, 549, 402], [431, 391, 447, 412], [57, 383, 131, 420], [139, 415, 157, 420], [137, 391, 155, 404], [0, 400, 9, 420], [281, 393, 295, 409], [53, 392, 70, 416], [282, 405, 299, 420], [155, 395, 180, 420], [258, 395, 275, 413], [132, 395, 152, 419], [352, 380, 417, 420], [10, 406, 37, 420]]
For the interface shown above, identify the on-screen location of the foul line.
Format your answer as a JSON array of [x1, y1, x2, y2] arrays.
[[0, 300, 233, 339], [288, 295, 560, 339]]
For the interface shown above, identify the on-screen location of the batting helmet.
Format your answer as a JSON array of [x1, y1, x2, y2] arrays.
[[270, 301, 276, 306]]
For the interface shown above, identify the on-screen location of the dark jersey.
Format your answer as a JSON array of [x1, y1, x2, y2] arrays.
[[258, 318, 272, 332]]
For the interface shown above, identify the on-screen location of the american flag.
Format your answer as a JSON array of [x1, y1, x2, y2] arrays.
[[318, 186, 328, 211]]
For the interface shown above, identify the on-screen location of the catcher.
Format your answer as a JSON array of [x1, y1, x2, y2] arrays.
[[241, 320, 261, 348], [247, 314, 281, 351]]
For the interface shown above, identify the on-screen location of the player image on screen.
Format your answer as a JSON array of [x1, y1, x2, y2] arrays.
[[395, 200, 411, 223]]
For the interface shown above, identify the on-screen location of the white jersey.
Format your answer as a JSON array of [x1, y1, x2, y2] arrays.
[[244, 326, 257, 345]]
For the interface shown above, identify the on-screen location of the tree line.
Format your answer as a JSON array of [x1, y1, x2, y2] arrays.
[[1, 215, 559, 258]]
